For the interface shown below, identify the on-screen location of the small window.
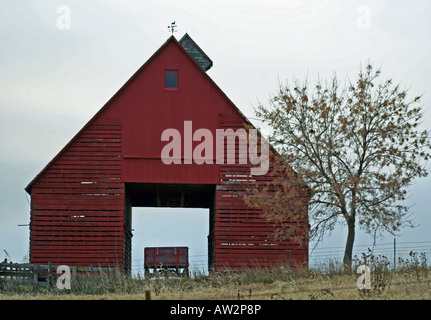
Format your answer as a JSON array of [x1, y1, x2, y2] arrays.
[[165, 70, 178, 88]]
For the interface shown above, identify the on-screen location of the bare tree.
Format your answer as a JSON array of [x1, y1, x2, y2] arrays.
[[246, 64, 431, 270]]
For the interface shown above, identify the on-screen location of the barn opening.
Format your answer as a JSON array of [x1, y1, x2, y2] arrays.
[[124, 183, 215, 277]]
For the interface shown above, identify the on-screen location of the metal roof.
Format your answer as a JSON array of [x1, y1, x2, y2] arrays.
[[179, 33, 213, 71]]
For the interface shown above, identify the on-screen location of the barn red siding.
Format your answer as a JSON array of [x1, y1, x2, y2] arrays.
[[29, 119, 126, 270], [214, 120, 308, 270], [27, 36, 309, 273]]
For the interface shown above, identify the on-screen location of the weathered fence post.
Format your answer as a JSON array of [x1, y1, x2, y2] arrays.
[[394, 238, 397, 272], [47, 262, 52, 291], [145, 290, 151, 300], [33, 264, 39, 292], [72, 266, 77, 290]]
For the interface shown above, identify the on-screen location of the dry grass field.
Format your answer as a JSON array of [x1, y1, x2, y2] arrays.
[[1, 252, 430, 300], [1, 273, 430, 300]]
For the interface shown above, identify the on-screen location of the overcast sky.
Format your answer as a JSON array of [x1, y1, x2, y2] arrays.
[[0, 1, 430, 272]]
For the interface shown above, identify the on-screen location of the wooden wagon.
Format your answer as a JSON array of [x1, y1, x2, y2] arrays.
[[144, 247, 189, 277]]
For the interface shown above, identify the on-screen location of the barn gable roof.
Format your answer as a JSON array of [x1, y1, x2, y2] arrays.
[[25, 34, 252, 194]]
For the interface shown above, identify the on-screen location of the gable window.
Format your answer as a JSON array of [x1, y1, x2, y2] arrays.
[[165, 70, 178, 88]]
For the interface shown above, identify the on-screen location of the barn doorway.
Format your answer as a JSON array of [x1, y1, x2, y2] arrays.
[[131, 207, 209, 277], [124, 183, 215, 277]]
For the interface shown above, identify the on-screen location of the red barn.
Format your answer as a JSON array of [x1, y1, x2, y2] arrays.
[[25, 34, 309, 274]]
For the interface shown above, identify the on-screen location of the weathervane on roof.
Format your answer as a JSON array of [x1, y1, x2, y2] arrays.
[[168, 21, 177, 35]]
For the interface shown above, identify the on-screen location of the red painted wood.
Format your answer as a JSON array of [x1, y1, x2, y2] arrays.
[[26, 36, 309, 273], [144, 247, 189, 268]]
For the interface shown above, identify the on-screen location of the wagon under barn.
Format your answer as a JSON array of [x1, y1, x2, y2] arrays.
[[144, 247, 189, 277]]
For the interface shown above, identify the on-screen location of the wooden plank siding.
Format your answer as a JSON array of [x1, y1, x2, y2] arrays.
[[29, 119, 126, 271], [213, 122, 308, 270], [26, 35, 309, 273]]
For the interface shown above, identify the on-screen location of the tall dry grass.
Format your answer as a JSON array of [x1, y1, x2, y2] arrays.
[[1, 251, 430, 300]]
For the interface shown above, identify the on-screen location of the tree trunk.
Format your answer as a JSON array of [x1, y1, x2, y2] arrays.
[[343, 219, 355, 272]]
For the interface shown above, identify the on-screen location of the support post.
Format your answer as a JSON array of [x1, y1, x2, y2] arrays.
[[145, 290, 151, 300], [33, 265, 39, 292], [394, 238, 396, 272], [72, 266, 77, 290], [47, 262, 52, 290]]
